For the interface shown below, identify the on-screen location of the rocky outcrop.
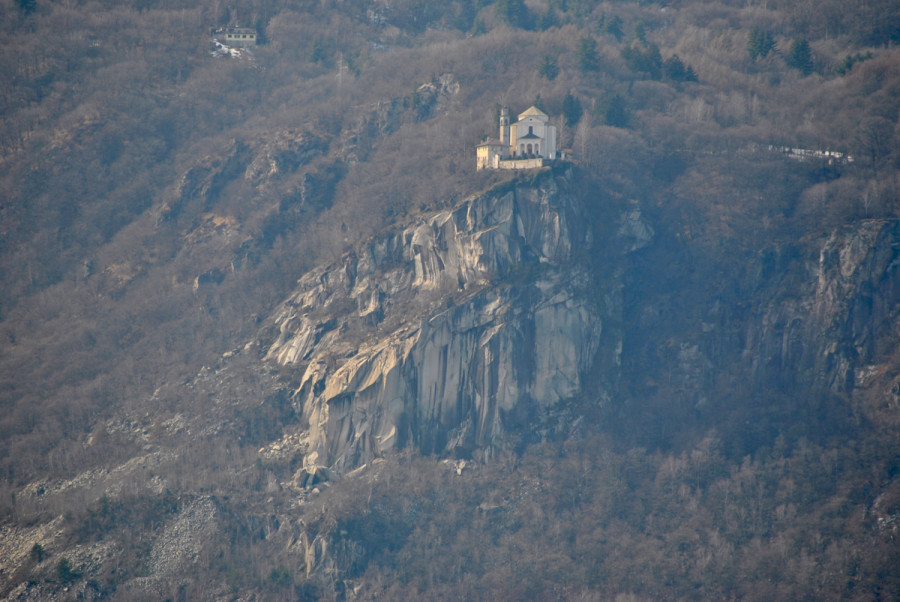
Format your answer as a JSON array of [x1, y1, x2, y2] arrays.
[[263, 172, 621, 473], [157, 132, 329, 224], [742, 219, 900, 408], [410, 73, 460, 121], [813, 220, 900, 391], [160, 140, 251, 222], [243, 130, 328, 185]]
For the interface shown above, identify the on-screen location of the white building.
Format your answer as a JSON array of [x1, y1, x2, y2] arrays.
[[476, 106, 558, 170], [213, 27, 257, 46]]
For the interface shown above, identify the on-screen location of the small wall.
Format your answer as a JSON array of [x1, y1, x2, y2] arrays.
[[497, 158, 545, 170]]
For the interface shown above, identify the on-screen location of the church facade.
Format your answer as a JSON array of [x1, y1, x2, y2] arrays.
[[476, 106, 558, 170]]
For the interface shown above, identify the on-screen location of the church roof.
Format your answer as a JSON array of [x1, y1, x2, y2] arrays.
[[518, 106, 549, 120]]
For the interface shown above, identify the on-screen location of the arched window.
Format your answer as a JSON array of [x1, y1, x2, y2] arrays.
[[536, 144, 540, 156], [527, 144, 533, 155]]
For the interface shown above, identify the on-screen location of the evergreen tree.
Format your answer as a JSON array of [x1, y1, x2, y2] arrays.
[[594, 93, 629, 128], [16, 0, 36, 14], [787, 38, 813, 75], [622, 42, 662, 80], [56, 558, 80, 584], [577, 36, 601, 72], [30, 543, 44, 563], [663, 55, 697, 82], [684, 64, 698, 82], [663, 55, 686, 81], [495, 0, 529, 29], [598, 14, 624, 41], [538, 54, 559, 81], [748, 27, 775, 60], [562, 93, 583, 126], [837, 51, 873, 75], [309, 39, 326, 64], [631, 22, 647, 44], [535, 7, 557, 31], [453, 0, 477, 32], [567, 0, 590, 18]]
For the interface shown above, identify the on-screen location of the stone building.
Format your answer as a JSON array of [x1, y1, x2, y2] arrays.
[[212, 27, 257, 46], [476, 106, 558, 170]]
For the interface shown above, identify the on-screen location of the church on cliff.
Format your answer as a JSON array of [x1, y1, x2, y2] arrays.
[[476, 105, 558, 170]]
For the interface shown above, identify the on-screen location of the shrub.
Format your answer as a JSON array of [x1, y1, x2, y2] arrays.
[[56, 558, 80, 584], [30, 543, 44, 563]]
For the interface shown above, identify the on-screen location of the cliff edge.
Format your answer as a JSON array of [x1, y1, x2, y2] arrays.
[[262, 170, 635, 473]]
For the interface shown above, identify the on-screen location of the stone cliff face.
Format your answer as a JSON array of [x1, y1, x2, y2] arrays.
[[253, 170, 900, 476], [741, 219, 900, 403], [814, 220, 900, 394], [263, 172, 620, 473]]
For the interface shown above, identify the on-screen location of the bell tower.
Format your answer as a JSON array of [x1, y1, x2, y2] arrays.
[[499, 106, 510, 146]]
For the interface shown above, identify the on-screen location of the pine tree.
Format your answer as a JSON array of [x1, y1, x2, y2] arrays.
[[632, 22, 647, 45], [30, 543, 44, 562], [562, 93, 583, 126], [598, 14, 624, 41], [538, 55, 559, 81], [495, 0, 529, 29], [684, 65, 698, 82], [309, 39, 325, 64], [535, 7, 557, 31], [664, 55, 697, 82], [56, 558, 80, 584], [16, 0, 36, 14], [663, 55, 687, 81], [787, 38, 813, 75], [594, 93, 629, 128], [747, 27, 775, 60], [577, 36, 601, 72], [622, 42, 662, 80]]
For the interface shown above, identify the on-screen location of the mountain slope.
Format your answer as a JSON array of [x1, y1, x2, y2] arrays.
[[2, 0, 900, 599]]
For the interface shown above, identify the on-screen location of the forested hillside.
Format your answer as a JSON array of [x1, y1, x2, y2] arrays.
[[1, 0, 900, 599]]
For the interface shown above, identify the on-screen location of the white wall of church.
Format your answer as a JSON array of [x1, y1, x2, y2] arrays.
[[545, 125, 557, 159], [477, 105, 558, 169], [511, 116, 556, 159]]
